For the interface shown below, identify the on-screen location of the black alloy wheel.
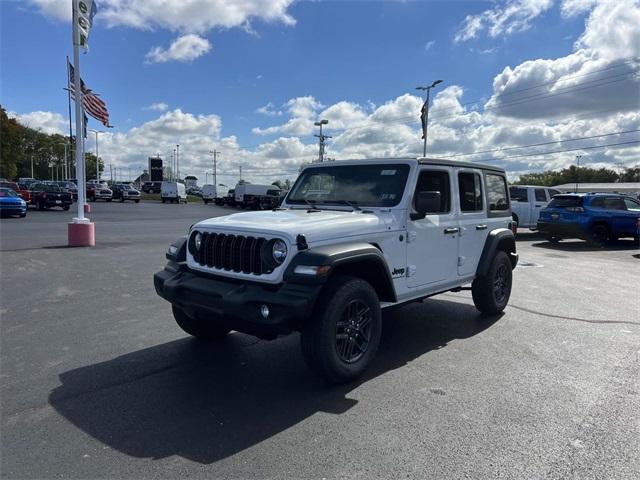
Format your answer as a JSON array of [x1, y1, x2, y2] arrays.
[[335, 300, 373, 364]]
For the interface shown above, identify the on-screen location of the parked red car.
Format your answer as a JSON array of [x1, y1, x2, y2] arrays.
[[0, 181, 31, 204]]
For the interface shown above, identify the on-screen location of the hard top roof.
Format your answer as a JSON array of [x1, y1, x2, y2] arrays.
[[301, 157, 506, 173]]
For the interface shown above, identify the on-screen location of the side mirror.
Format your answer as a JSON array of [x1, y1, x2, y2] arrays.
[[411, 191, 441, 220]]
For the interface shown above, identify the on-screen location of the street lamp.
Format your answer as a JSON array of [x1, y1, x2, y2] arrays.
[[416, 79, 443, 157], [88, 129, 105, 182], [314, 119, 331, 162]]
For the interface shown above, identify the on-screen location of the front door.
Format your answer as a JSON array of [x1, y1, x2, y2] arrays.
[[407, 168, 459, 288]]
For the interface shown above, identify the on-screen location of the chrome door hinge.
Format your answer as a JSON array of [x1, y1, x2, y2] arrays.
[[407, 231, 417, 243], [407, 265, 417, 277]]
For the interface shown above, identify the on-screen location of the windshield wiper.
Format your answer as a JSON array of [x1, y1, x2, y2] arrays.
[[322, 199, 361, 211]]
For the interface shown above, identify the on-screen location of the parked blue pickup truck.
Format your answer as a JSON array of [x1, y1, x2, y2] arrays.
[[538, 193, 640, 246]]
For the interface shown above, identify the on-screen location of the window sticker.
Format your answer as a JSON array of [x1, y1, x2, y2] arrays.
[[380, 170, 397, 176]]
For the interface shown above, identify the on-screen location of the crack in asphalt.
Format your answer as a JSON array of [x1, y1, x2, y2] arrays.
[[507, 303, 640, 327]]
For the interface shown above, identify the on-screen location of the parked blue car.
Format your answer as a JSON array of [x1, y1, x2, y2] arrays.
[[538, 193, 640, 246], [0, 187, 28, 218]]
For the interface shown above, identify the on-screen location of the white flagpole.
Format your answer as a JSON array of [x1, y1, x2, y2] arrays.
[[72, 4, 87, 223]]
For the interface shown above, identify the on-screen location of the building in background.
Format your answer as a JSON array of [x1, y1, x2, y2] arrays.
[[554, 182, 640, 196]]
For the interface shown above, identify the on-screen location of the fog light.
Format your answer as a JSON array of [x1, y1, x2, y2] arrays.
[[260, 304, 270, 319]]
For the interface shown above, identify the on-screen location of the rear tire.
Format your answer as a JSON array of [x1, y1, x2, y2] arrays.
[[546, 234, 560, 244], [63, 205, 70, 211], [172, 305, 231, 340], [472, 250, 512, 315], [161, 198, 166, 203], [135, 199, 140, 203], [301, 276, 382, 383]]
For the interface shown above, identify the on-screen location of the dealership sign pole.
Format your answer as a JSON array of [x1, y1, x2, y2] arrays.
[[68, 0, 97, 247]]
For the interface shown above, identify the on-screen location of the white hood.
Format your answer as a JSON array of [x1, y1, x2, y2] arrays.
[[194, 208, 395, 244]]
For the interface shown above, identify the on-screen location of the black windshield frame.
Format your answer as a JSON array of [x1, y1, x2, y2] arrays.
[[287, 163, 411, 208]]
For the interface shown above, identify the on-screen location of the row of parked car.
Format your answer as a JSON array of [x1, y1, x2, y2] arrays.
[[200, 183, 286, 209], [509, 185, 640, 246]]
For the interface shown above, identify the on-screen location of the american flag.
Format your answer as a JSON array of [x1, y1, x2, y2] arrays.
[[68, 62, 110, 127]]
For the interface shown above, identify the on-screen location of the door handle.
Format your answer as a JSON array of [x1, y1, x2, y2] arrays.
[[476, 224, 487, 230], [444, 227, 459, 234]]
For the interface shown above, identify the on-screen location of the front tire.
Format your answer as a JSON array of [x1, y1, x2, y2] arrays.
[[472, 250, 512, 315], [172, 305, 231, 340], [588, 224, 609, 247], [301, 276, 382, 383]]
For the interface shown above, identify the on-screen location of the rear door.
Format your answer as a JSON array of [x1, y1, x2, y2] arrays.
[[406, 167, 459, 288], [531, 188, 548, 225], [603, 196, 632, 234], [456, 169, 487, 276], [483, 172, 512, 233]]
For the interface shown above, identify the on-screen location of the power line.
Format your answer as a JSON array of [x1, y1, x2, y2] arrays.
[[477, 140, 640, 163], [437, 129, 640, 159]]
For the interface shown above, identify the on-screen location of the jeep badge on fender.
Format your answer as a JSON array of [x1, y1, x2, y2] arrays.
[[154, 158, 518, 383]]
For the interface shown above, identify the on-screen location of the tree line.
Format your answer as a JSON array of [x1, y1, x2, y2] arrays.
[[0, 106, 103, 181], [513, 164, 640, 186]]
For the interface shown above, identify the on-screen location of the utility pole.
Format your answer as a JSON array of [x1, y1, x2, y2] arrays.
[[239, 165, 243, 182], [416, 79, 443, 157], [314, 119, 331, 162], [210, 150, 219, 186], [575, 155, 582, 193]]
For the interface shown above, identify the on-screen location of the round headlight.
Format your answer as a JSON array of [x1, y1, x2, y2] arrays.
[[272, 239, 287, 264], [194, 232, 202, 251]]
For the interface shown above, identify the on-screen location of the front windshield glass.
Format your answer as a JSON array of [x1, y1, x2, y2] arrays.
[[287, 163, 410, 207], [0, 188, 18, 197]]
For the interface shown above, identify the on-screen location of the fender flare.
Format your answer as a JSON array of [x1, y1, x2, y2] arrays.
[[476, 228, 518, 277], [284, 242, 397, 302]]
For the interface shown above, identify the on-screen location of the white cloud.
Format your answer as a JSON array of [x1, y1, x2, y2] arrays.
[[27, 0, 71, 21], [28, 0, 296, 32], [144, 102, 169, 111], [256, 102, 282, 116], [424, 40, 436, 51], [485, 0, 640, 120], [253, 96, 324, 136], [145, 34, 212, 63], [560, 0, 599, 17], [9, 111, 67, 135], [454, 0, 554, 42]]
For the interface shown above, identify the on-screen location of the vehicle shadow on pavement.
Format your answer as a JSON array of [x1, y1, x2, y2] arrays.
[[531, 238, 639, 252], [48, 299, 499, 464]]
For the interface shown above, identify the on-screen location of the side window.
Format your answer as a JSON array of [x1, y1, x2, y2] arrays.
[[590, 197, 605, 209], [509, 186, 528, 202], [603, 197, 626, 210], [414, 170, 450, 213], [485, 174, 509, 212], [458, 172, 483, 212], [623, 197, 640, 211], [535, 189, 547, 202]]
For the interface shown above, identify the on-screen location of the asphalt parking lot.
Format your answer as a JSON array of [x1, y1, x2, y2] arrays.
[[1, 202, 639, 479]]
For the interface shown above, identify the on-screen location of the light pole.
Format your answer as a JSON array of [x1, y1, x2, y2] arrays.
[[88, 129, 105, 182], [575, 155, 582, 193], [416, 79, 443, 157], [176, 144, 180, 182], [314, 119, 331, 162], [209, 149, 219, 186]]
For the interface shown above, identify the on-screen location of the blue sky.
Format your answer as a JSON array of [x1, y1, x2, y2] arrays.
[[2, 0, 639, 183]]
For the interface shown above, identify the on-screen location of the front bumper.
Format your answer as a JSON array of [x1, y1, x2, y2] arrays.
[[154, 264, 322, 338]]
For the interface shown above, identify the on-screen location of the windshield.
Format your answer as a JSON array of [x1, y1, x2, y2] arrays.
[[287, 163, 410, 207], [0, 188, 18, 197]]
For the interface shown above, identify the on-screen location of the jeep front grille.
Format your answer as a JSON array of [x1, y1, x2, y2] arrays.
[[193, 233, 267, 275]]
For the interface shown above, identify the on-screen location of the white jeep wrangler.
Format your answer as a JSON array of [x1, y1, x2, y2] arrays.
[[154, 158, 518, 383]]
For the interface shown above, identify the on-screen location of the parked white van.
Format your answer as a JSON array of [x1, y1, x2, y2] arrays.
[[234, 184, 276, 208], [509, 185, 562, 230], [201, 184, 229, 204], [161, 181, 187, 204]]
